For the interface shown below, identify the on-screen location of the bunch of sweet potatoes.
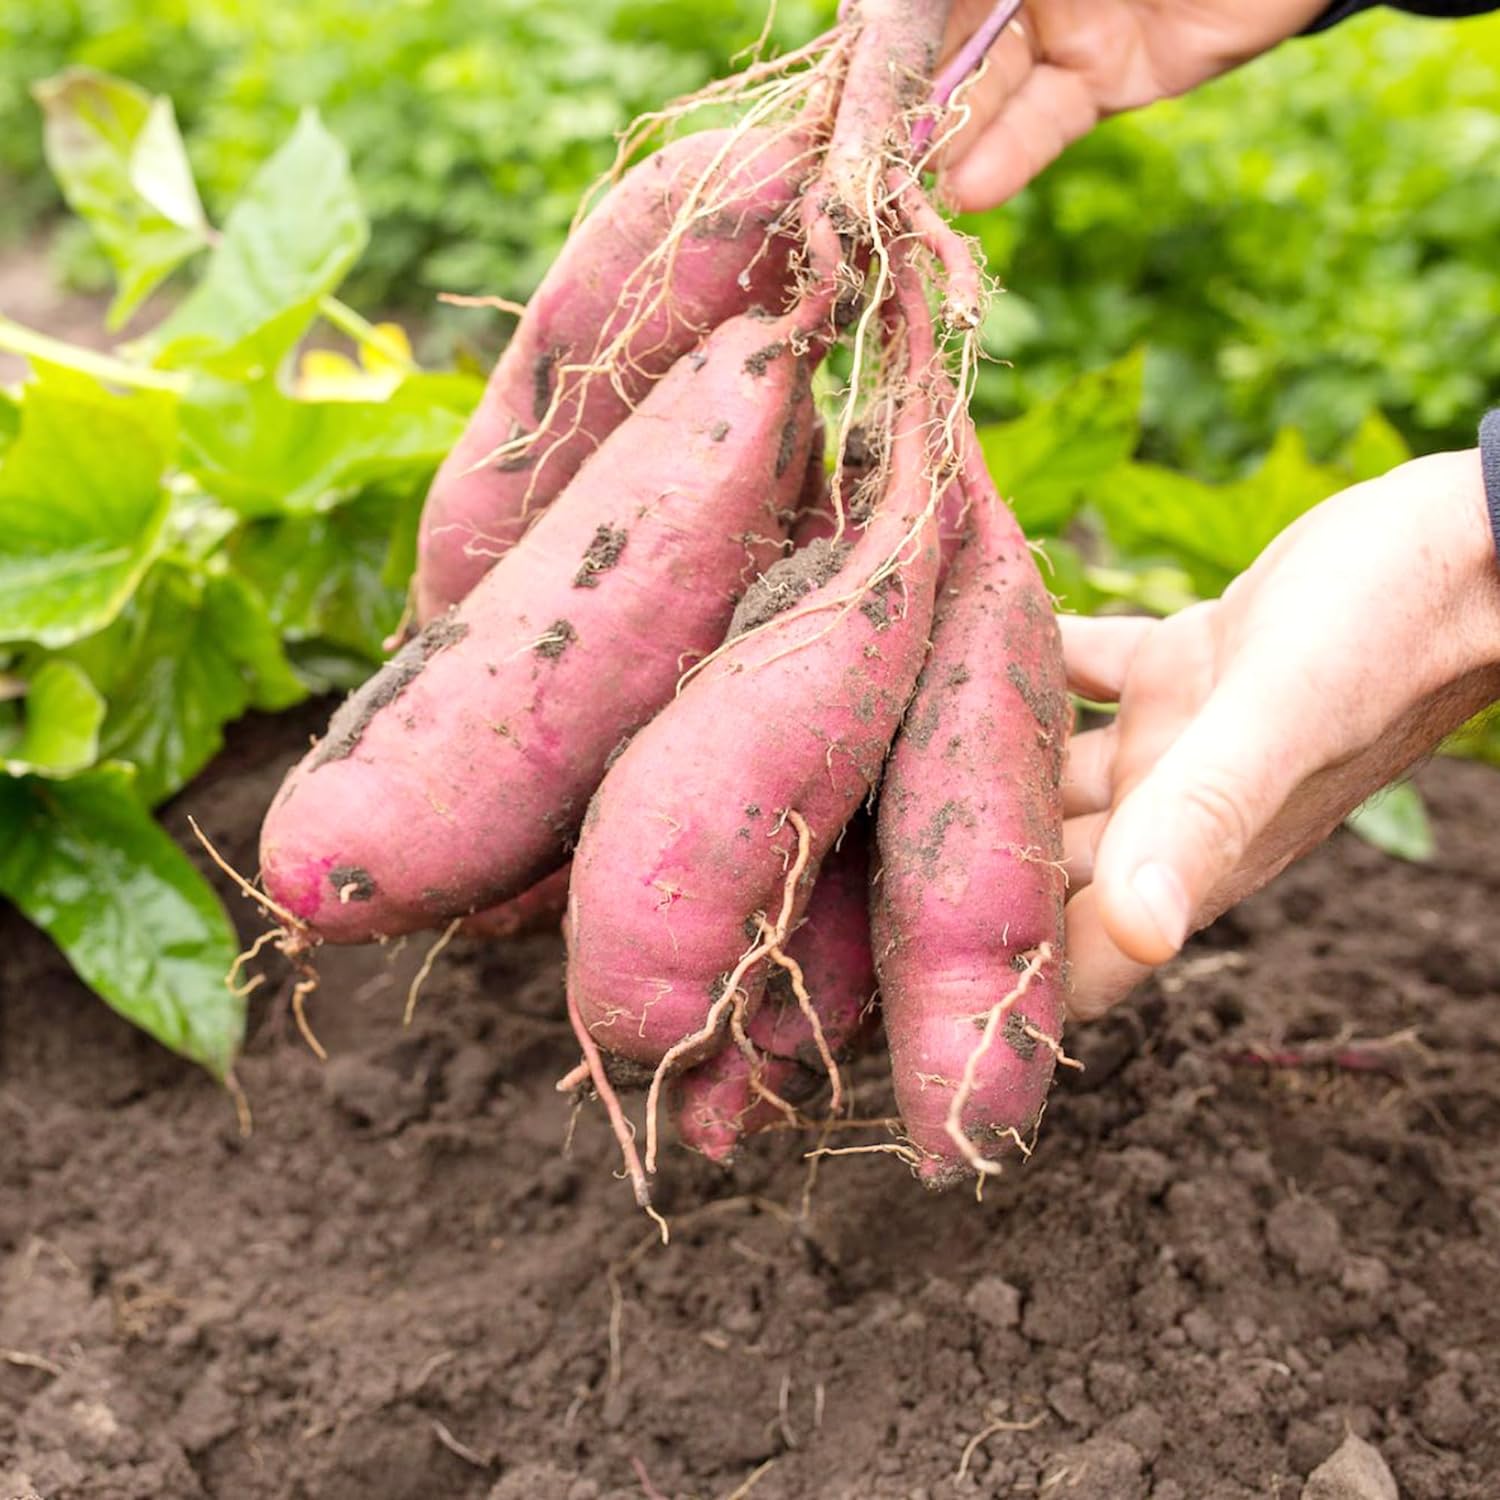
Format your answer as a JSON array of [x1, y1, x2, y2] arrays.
[[258, 0, 1073, 1208]]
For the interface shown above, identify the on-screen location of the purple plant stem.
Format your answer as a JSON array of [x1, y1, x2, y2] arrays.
[[910, 0, 1024, 156]]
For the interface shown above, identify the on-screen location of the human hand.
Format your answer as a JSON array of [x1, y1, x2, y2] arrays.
[[1059, 448, 1500, 1018], [936, 0, 1329, 210]]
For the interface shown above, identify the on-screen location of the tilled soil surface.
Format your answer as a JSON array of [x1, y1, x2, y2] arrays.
[[2, 705, 1498, 1499]]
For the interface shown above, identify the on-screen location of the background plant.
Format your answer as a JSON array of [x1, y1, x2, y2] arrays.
[[3, 2, 1496, 470]]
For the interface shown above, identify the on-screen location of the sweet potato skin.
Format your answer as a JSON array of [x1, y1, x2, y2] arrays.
[[458, 864, 570, 941], [567, 394, 940, 1067], [261, 313, 816, 942], [414, 129, 805, 622], [872, 468, 1069, 1188], [675, 824, 878, 1161]]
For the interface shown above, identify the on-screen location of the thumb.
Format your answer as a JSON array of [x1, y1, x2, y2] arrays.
[[1090, 670, 1324, 966]]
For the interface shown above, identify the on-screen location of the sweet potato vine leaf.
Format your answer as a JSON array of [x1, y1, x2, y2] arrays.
[[34, 68, 212, 329], [147, 111, 369, 377], [0, 366, 174, 647], [0, 764, 244, 1077], [0, 660, 106, 778]]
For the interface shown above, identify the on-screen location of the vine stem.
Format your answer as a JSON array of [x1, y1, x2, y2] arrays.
[[316, 296, 420, 371], [910, 0, 1024, 156], [0, 315, 188, 393]]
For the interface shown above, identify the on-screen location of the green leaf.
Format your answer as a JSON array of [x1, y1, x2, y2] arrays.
[[0, 764, 244, 1076], [1338, 411, 1412, 485], [1443, 704, 1500, 768], [65, 562, 304, 807], [1344, 780, 1436, 863], [0, 369, 174, 647], [34, 68, 211, 330], [1094, 428, 1343, 599], [180, 371, 477, 516], [0, 389, 19, 455], [976, 350, 1143, 535], [228, 488, 421, 669], [0, 660, 105, 777], [147, 111, 368, 376]]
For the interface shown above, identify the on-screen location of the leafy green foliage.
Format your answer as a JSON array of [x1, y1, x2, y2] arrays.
[[978, 349, 1143, 536], [148, 112, 366, 374], [0, 75, 480, 1076], [0, 764, 243, 1076], [5, 3, 1494, 474], [968, 13, 1500, 471], [0, 659, 104, 775], [34, 67, 209, 326], [1344, 781, 1436, 864], [0, 367, 173, 646]]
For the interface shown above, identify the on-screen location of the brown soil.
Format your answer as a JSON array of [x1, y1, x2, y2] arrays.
[[3, 704, 1499, 1499]]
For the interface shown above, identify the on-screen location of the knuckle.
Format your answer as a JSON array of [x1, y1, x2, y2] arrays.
[[1180, 765, 1260, 865]]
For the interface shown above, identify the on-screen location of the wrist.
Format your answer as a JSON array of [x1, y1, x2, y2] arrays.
[[1408, 446, 1500, 675]]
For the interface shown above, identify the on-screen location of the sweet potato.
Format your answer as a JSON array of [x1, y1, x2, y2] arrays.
[[261, 309, 818, 941], [414, 128, 806, 621], [566, 383, 941, 1074], [674, 823, 878, 1162], [871, 426, 1069, 1188], [458, 864, 570, 941]]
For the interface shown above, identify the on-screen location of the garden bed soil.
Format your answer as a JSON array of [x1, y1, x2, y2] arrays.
[[3, 703, 1498, 1499]]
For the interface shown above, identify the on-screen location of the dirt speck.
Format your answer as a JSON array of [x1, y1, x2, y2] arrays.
[[328, 866, 376, 904], [1002, 1010, 1039, 1061], [535, 619, 577, 659], [573, 524, 627, 588], [710, 419, 731, 442], [743, 340, 786, 377], [532, 348, 558, 422]]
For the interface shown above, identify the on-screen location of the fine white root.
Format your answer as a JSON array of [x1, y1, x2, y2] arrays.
[[643, 810, 813, 1173], [942, 943, 1053, 1178]]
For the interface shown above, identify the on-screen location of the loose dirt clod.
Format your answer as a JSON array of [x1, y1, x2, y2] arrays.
[[1302, 1434, 1399, 1500], [728, 537, 851, 637]]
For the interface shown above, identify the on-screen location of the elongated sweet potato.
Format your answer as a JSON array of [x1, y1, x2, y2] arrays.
[[674, 823, 877, 1161], [566, 385, 940, 1071], [872, 428, 1069, 1188], [261, 310, 818, 941], [458, 864, 570, 941], [415, 128, 806, 621]]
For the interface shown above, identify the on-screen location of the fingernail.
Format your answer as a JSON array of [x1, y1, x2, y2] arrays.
[[1129, 862, 1190, 955]]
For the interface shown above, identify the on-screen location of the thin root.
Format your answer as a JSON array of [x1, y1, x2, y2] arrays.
[[643, 811, 813, 1172], [404, 918, 461, 1027], [762, 933, 843, 1114], [943, 943, 1052, 1177], [566, 958, 659, 1228], [955, 1410, 1047, 1482]]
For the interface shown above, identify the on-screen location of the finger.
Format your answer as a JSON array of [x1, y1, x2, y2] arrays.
[[1063, 884, 1151, 1022], [1062, 725, 1114, 817], [1091, 667, 1328, 967], [1057, 613, 1154, 702], [935, 15, 1037, 170], [939, 64, 1103, 213], [1062, 810, 1108, 888]]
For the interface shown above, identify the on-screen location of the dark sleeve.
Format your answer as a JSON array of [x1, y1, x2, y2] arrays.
[[1308, 2, 1500, 30]]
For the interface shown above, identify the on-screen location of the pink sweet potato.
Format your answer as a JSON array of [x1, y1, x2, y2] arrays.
[[261, 309, 818, 942], [414, 128, 806, 622], [458, 864, 570, 941], [871, 425, 1069, 1188], [674, 823, 878, 1162], [566, 384, 941, 1071]]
